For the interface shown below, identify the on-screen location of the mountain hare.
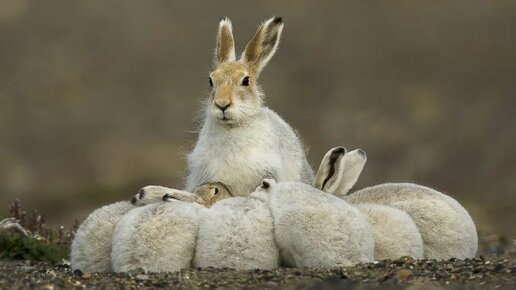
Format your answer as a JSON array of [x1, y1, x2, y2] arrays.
[[185, 16, 314, 197], [71, 182, 230, 272], [257, 179, 374, 267], [71, 201, 134, 272], [194, 195, 280, 270], [319, 147, 478, 260], [111, 200, 206, 272]]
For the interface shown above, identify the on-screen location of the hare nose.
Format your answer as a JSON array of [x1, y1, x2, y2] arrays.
[[215, 101, 231, 112]]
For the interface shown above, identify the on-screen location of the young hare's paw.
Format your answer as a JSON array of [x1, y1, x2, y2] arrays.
[[131, 185, 171, 206]]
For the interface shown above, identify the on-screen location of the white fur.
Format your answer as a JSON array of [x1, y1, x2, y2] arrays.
[[354, 203, 424, 260], [71, 201, 134, 272], [315, 148, 477, 260], [186, 108, 313, 196], [111, 201, 205, 272], [345, 183, 478, 259], [194, 196, 279, 269], [258, 179, 374, 267]]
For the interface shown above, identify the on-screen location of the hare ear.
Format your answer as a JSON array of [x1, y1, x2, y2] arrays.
[[314, 147, 347, 194], [214, 17, 236, 65], [240, 16, 283, 75], [336, 149, 367, 195]]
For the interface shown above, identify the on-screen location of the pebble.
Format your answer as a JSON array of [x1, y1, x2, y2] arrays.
[[397, 269, 412, 282], [135, 274, 149, 281]]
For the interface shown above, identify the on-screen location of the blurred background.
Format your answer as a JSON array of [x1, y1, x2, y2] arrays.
[[0, 0, 514, 236]]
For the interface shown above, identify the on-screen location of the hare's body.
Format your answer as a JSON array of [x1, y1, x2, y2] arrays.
[[194, 196, 279, 270], [111, 201, 205, 272], [354, 203, 424, 260], [345, 183, 478, 260], [258, 180, 374, 268], [185, 17, 313, 196], [71, 201, 134, 272], [187, 107, 313, 196], [315, 148, 477, 260]]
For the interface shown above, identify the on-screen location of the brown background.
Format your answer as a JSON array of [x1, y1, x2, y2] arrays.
[[0, 1, 514, 235]]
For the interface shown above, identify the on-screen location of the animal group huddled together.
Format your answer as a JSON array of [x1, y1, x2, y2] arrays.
[[71, 17, 478, 273]]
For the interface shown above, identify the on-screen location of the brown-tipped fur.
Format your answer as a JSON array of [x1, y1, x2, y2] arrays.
[[215, 18, 236, 65], [241, 16, 284, 75]]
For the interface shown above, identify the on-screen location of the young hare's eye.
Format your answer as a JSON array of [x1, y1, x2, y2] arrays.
[[208, 77, 213, 87], [241, 76, 250, 86], [213, 188, 219, 195]]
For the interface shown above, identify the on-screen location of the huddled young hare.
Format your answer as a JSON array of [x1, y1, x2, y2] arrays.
[[319, 147, 478, 260], [71, 182, 230, 272], [315, 147, 424, 260], [253, 178, 375, 268], [71, 201, 134, 272]]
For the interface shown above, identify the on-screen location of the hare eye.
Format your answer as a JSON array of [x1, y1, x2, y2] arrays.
[[241, 76, 249, 86], [214, 188, 219, 195], [209, 77, 213, 87]]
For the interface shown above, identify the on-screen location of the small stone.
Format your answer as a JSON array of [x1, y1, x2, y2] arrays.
[[397, 269, 412, 282], [20, 265, 36, 272], [135, 274, 149, 281], [453, 260, 465, 267], [82, 273, 92, 279], [41, 285, 55, 290], [262, 281, 278, 287]]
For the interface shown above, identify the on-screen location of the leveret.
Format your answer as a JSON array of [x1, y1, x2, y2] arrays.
[[184, 16, 314, 197], [71, 182, 231, 272], [316, 148, 424, 260], [253, 178, 375, 268], [320, 147, 478, 260]]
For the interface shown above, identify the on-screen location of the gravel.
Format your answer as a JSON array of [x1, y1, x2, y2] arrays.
[[0, 257, 513, 290]]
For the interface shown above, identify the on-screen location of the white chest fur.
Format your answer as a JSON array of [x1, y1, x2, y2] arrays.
[[186, 111, 285, 196]]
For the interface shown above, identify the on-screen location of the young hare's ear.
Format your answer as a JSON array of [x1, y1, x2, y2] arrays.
[[314, 147, 347, 193], [214, 17, 236, 65], [336, 149, 367, 195], [240, 16, 284, 75]]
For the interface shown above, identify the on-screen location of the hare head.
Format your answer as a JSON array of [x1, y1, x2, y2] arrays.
[[194, 182, 232, 208], [207, 17, 284, 126]]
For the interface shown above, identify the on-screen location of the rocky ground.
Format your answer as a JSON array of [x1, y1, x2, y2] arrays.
[[0, 257, 514, 290], [1, 206, 515, 289]]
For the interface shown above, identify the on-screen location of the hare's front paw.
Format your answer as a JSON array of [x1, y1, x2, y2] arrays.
[[131, 185, 170, 206]]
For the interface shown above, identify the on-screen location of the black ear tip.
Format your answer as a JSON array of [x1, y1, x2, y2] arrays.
[[357, 149, 366, 157], [219, 16, 229, 22], [332, 147, 346, 155], [262, 181, 270, 189], [273, 16, 283, 24]]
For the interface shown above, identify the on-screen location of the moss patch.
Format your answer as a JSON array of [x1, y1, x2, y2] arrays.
[[0, 232, 70, 264]]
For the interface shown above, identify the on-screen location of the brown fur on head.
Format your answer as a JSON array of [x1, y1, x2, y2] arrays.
[[208, 17, 284, 126], [194, 182, 232, 208]]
